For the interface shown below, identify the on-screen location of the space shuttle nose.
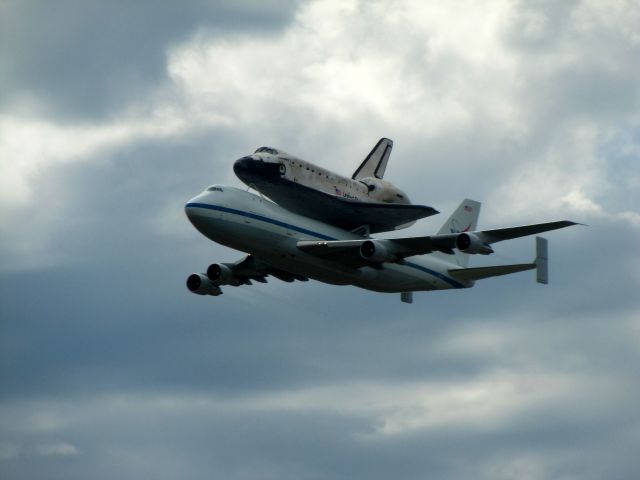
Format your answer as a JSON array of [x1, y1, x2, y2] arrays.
[[233, 156, 254, 176], [233, 155, 281, 183]]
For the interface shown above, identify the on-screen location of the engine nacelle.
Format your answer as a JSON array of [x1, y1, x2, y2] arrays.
[[186, 273, 222, 296], [455, 232, 494, 255], [206, 263, 236, 285], [359, 240, 396, 262]]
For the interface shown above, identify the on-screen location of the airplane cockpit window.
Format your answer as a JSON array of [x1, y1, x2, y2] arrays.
[[254, 147, 279, 155], [206, 186, 224, 192]]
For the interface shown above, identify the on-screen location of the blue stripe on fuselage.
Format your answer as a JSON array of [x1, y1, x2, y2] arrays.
[[185, 202, 465, 289], [403, 261, 465, 289], [186, 202, 335, 240]]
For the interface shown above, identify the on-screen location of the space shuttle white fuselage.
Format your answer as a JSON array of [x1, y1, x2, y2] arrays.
[[233, 138, 438, 233]]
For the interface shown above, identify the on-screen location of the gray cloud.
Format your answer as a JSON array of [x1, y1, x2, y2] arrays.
[[0, 0, 301, 120], [1, 1, 639, 479]]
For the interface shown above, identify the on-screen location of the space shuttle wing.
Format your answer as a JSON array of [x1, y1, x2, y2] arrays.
[[263, 181, 438, 233], [337, 198, 439, 231]]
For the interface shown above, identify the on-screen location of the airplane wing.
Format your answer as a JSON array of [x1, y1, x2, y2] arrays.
[[335, 199, 438, 232], [261, 180, 438, 233], [477, 221, 580, 243], [297, 240, 375, 268], [389, 220, 580, 254], [297, 220, 579, 263], [229, 255, 309, 284], [187, 255, 308, 296]]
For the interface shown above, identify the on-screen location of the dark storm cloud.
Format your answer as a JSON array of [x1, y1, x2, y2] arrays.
[[0, 0, 301, 120], [1, 1, 640, 479]]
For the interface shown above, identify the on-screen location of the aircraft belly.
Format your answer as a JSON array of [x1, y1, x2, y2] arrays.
[[188, 207, 358, 285], [349, 261, 466, 293], [349, 265, 429, 292]]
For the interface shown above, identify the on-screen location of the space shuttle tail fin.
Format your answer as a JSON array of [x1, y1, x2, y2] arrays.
[[352, 138, 393, 180]]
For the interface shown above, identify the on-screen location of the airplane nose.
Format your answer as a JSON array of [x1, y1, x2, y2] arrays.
[[185, 199, 210, 237], [185, 198, 198, 221], [185, 193, 206, 224]]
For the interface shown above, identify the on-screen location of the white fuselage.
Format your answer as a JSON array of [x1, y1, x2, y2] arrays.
[[275, 153, 410, 204], [239, 149, 411, 204], [185, 186, 470, 293]]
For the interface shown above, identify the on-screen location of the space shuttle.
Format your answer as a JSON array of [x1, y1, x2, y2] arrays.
[[233, 138, 438, 233]]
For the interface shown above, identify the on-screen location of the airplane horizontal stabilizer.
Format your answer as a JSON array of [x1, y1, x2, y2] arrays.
[[449, 236, 550, 283], [449, 263, 535, 282]]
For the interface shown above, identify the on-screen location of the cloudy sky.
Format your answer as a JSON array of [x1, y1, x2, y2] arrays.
[[1, 0, 639, 478]]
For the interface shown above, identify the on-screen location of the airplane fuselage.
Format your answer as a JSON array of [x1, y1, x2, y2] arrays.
[[185, 186, 470, 293], [234, 148, 410, 205], [229, 143, 441, 234]]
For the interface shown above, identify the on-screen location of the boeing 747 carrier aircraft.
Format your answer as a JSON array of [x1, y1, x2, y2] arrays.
[[185, 185, 579, 303]]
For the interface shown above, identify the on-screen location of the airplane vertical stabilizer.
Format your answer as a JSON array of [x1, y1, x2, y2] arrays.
[[435, 199, 481, 267], [352, 138, 393, 180]]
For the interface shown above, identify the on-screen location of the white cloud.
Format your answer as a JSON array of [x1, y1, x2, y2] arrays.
[[2, 2, 639, 479], [3, 0, 638, 224], [165, 0, 639, 227], [0, 367, 620, 442], [165, 0, 521, 147], [0, 106, 209, 209], [0, 440, 79, 462], [34, 441, 79, 457], [0, 441, 21, 462]]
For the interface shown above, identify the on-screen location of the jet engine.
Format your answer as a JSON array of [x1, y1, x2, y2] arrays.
[[455, 233, 494, 255], [206, 263, 236, 285], [359, 240, 396, 262], [186, 274, 222, 296]]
